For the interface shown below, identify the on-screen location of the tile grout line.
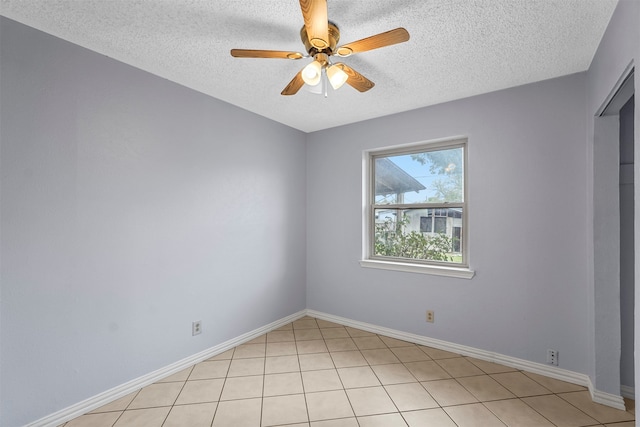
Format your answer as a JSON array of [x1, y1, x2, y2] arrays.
[[111, 387, 141, 427], [555, 391, 618, 426], [260, 338, 266, 427], [163, 365, 197, 426], [510, 372, 573, 427], [384, 336, 476, 427], [343, 321, 369, 424], [454, 363, 558, 427], [319, 317, 361, 426], [211, 347, 234, 427], [513, 371, 597, 427], [297, 317, 315, 427]]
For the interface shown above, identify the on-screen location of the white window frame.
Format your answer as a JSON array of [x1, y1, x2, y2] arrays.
[[360, 137, 475, 279]]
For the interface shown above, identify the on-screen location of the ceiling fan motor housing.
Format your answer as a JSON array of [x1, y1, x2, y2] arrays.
[[300, 21, 340, 56]]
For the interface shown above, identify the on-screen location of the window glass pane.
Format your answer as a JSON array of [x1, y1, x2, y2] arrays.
[[374, 207, 463, 263], [374, 147, 463, 204], [420, 216, 432, 232]]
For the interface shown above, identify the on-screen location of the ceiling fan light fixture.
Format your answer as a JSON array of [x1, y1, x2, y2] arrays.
[[302, 60, 322, 86], [307, 71, 326, 95], [327, 63, 348, 89]]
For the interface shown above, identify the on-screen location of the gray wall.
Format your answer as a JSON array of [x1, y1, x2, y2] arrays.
[[307, 72, 591, 373], [0, 17, 307, 426], [586, 0, 639, 397], [2, 1, 639, 425]]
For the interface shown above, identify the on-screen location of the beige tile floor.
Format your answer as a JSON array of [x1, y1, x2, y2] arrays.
[[60, 316, 635, 427]]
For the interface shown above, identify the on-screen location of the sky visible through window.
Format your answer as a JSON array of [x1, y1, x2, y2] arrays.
[[388, 154, 439, 203], [375, 145, 464, 206]]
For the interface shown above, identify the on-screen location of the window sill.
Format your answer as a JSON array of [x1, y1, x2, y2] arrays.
[[360, 259, 475, 279]]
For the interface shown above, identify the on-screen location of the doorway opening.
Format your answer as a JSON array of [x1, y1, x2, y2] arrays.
[[599, 70, 635, 400], [618, 93, 634, 399]]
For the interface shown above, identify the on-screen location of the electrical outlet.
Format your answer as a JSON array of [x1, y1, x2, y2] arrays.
[[192, 320, 202, 336], [426, 310, 434, 323], [547, 349, 558, 366]]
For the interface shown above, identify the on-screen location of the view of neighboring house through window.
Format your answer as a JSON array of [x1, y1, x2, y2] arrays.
[[369, 139, 467, 266]]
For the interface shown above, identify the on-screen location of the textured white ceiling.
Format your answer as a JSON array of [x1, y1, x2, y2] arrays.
[[0, 0, 617, 133]]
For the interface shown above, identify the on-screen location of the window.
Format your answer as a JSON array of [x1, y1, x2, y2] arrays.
[[363, 138, 471, 276]]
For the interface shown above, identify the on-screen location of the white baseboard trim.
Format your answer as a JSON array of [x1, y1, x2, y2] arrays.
[[621, 384, 635, 400], [28, 308, 628, 426], [306, 309, 627, 410], [26, 310, 307, 427], [591, 388, 627, 410]]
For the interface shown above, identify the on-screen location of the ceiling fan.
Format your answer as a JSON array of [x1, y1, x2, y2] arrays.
[[230, 0, 410, 96]]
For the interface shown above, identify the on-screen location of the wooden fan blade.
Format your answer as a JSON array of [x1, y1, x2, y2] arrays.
[[281, 70, 305, 96], [341, 64, 375, 92], [299, 0, 329, 49], [335, 28, 410, 57], [231, 49, 304, 60]]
